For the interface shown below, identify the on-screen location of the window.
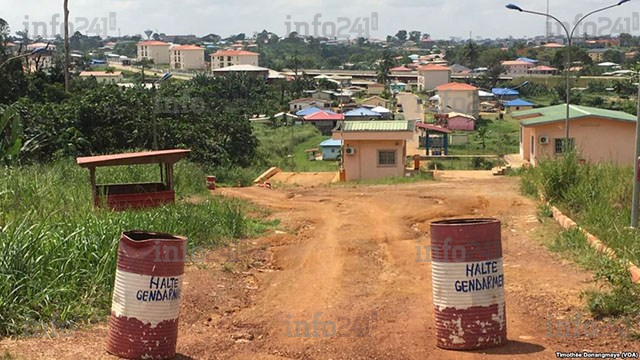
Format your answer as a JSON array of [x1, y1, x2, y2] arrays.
[[378, 150, 397, 167], [554, 138, 575, 154]]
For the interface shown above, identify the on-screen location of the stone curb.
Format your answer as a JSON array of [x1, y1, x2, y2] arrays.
[[548, 205, 640, 284]]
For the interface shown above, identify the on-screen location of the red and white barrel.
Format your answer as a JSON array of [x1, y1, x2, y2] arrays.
[[106, 231, 188, 359], [206, 176, 217, 190], [430, 218, 506, 350]]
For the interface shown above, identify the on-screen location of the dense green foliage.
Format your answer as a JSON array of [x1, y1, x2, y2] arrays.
[[520, 153, 640, 318], [7, 72, 282, 167], [0, 160, 270, 336]]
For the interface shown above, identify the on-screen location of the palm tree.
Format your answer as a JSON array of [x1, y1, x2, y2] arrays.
[[462, 42, 479, 69], [477, 127, 490, 150], [376, 49, 394, 88]]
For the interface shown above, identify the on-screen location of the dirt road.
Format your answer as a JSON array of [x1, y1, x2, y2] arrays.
[[2, 173, 637, 359]]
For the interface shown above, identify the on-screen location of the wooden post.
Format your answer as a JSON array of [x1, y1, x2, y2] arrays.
[[166, 163, 174, 191], [89, 167, 97, 207]]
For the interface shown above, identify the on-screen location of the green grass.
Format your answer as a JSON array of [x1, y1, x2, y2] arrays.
[[0, 160, 272, 337], [291, 134, 340, 173], [520, 152, 640, 319]]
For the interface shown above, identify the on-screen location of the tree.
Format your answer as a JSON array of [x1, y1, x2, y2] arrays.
[[0, 105, 23, 165], [619, 33, 633, 47], [603, 49, 624, 64], [376, 49, 394, 86], [476, 127, 489, 150], [462, 42, 480, 69], [395, 30, 407, 42], [409, 31, 421, 43]]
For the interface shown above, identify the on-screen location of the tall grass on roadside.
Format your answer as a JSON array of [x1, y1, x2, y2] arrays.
[[520, 152, 640, 318], [0, 160, 264, 337]]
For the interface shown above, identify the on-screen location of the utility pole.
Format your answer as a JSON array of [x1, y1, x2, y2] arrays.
[[64, 0, 70, 92], [631, 67, 640, 228]]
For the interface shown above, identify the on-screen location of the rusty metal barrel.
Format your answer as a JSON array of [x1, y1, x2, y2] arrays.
[[430, 218, 506, 350], [107, 231, 188, 359], [206, 176, 217, 190]]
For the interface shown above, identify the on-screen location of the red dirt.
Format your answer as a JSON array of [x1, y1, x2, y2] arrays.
[[2, 172, 638, 359]]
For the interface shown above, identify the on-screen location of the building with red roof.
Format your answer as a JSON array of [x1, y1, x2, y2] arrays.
[[304, 111, 345, 135], [435, 82, 479, 118], [417, 64, 451, 91], [390, 66, 413, 73], [210, 50, 260, 70], [170, 45, 205, 70], [137, 40, 171, 64], [527, 65, 559, 76], [501, 60, 535, 76]]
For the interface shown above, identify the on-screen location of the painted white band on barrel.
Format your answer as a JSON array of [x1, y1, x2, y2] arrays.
[[432, 259, 505, 310], [111, 269, 183, 327]]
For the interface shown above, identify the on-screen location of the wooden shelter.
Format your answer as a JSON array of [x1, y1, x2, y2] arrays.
[[76, 149, 191, 210]]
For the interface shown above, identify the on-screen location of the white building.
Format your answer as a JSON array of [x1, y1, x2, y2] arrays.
[[210, 50, 259, 70]]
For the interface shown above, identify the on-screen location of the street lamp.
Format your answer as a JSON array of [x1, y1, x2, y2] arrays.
[[506, 1, 630, 148], [0, 46, 48, 70], [152, 73, 173, 150], [629, 66, 640, 228]]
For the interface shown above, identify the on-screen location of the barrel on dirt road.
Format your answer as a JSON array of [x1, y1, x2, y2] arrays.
[[106, 231, 188, 359], [430, 218, 506, 350]]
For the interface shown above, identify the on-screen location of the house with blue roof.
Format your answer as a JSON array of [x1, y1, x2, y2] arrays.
[[492, 88, 520, 101], [320, 139, 343, 160], [504, 99, 535, 113], [344, 107, 382, 120], [296, 107, 337, 117]]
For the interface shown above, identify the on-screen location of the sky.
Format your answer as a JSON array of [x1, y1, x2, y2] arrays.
[[2, 0, 638, 41]]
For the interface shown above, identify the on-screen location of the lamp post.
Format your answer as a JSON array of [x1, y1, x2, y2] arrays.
[[630, 66, 640, 228], [507, 1, 630, 149], [0, 47, 48, 70], [152, 73, 173, 150]]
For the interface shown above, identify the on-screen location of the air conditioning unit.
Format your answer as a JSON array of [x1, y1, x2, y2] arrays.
[[345, 147, 356, 156], [538, 135, 550, 145]]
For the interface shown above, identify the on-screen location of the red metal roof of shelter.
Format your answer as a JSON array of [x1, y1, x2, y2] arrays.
[[77, 149, 191, 168], [416, 123, 452, 133]]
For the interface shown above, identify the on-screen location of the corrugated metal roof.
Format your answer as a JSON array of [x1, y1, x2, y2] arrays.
[[504, 99, 534, 107], [320, 139, 343, 147], [492, 88, 519, 96], [514, 104, 637, 126], [344, 107, 382, 117], [77, 149, 191, 168], [338, 120, 414, 132]]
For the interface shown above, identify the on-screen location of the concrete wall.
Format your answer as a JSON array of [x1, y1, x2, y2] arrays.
[[418, 70, 451, 91], [520, 117, 636, 166], [439, 90, 479, 118], [171, 49, 205, 70], [211, 55, 259, 69], [448, 116, 475, 131], [342, 140, 407, 181], [322, 146, 341, 160], [137, 44, 170, 64]]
